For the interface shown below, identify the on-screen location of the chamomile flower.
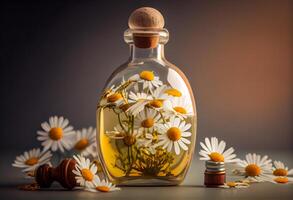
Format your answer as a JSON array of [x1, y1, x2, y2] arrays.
[[134, 108, 161, 132], [151, 85, 182, 99], [136, 133, 155, 148], [106, 125, 142, 146], [129, 70, 162, 91], [37, 116, 75, 152], [128, 91, 152, 103], [72, 155, 98, 188], [260, 161, 293, 184], [126, 100, 151, 116], [71, 127, 96, 156], [155, 116, 191, 155], [86, 177, 120, 192], [262, 175, 293, 184], [199, 137, 238, 163], [272, 161, 293, 176], [12, 148, 52, 172], [233, 153, 272, 182], [219, 181, 249, 189], [164, 96, 193, 119]]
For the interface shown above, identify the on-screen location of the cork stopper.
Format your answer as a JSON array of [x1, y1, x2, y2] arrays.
[[128, 7, 165, 48], [128, 7, 164, 30]]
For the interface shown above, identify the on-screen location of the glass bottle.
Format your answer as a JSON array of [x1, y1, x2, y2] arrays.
[[96, 7, 197, 185]]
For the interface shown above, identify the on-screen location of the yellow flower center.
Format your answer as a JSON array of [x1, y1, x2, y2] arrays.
[[49, 127, 63, 140], [226, 182, 237, 187], [25, 157, 39, 166], [149, 99, 163, 108], [74, 138, 89, 151], [167, 127, 181, 141], [141, 118, 154, 128], [274, 177, 288, 184], [245, 164, 261, 177], [123, 135, 136, 146], [96, 186, 110, 192], [209, 152, 224, 162], [273, 168, 288, 176], [139, 71, 154, 81], [173, 106, 187, 114], [107, 93, 122, 103], [164, 88, 182, 97], [81, 168, 94, 181]]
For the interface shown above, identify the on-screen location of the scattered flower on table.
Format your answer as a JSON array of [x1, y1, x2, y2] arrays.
[[233, 153, 272, 183], [219, 181, 250, 189], [72, 155, 99, 188], [12, 148, 52, 172], [37, 116, 75, 152], [86, 177, 120, 193], [199, 137, 238, 163], [71, 127, 96, 156], [272, 160, 293, 177], [261, 160, 293, 184]]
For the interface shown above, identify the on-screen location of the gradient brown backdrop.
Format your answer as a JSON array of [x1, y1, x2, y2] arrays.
[[1, 0, 292, 152]]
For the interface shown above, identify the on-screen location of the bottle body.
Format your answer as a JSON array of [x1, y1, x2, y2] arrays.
[[96, 46, 197, 185]]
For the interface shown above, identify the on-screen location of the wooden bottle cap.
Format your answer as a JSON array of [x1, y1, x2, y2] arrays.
[[128, 7, 165, 48], [35, 158, 77, 190]]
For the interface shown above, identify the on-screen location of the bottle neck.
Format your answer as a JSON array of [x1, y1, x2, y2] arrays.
[[129, 44, 165, 61]]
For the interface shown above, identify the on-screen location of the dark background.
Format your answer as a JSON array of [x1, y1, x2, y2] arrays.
[[1, 0, 292, 153]]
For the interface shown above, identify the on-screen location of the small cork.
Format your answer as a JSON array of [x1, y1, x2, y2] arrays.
[[128, 7, 164, 48]]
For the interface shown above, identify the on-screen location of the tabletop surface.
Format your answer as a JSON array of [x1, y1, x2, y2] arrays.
[[1, 151, 292, 200]]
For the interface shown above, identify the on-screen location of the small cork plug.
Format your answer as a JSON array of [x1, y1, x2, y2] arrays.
[[128, 7, 165, 48]]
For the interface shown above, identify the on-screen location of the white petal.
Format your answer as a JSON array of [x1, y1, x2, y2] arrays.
[[174, 142, 180, 155]]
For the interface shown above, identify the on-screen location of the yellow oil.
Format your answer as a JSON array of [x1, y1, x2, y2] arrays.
[[96, 106, 196, 184]]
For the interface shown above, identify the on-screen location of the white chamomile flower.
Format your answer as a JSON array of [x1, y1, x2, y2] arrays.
[[126, 92, 152, 116], [105, 125, 126, 139], [72, 127, 96, 156], [156, 116, 191, 155], [12, 148, 52, 172], [134, 108, 161, 132], [219, 181, 249, 189], [233, 153, 272, 182], [37, 116, 75, 152], [86, 177, 120, 192], [72, 155, 98, 188], [128, 91, 152, 103], [260, 161, 293, 184], [99, 84, 125, 108], [129, 70, 162, 91], [136, 133, 155, 148], [151, 85, 182, 99], [199, 137, 238, 163], [262, 175, 293, 184], [105, 92, 124, 106], [164, 96, 193, 119], [106, 125, 142, 146], [272, 161, 293, 176]]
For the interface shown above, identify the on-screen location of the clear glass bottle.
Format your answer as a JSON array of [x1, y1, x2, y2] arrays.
[[96, 7, 197, 185]]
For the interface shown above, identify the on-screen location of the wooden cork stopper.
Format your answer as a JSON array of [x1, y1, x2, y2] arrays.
[[35, 159, 77, 190], [128, 7, 164, 48]]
